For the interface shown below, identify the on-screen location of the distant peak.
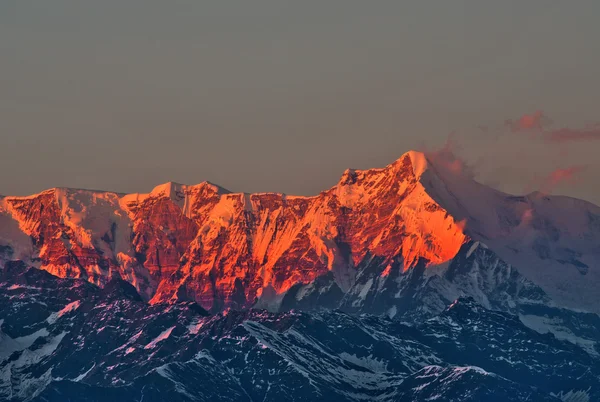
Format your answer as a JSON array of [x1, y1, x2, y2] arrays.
[[3, 188, 60, 201], [338, 169, 358, 185], [336, 150, 431, 188], [194, 181, 231, 195], [150, 181, 230, 197], [404, 150, 429, 178], [149, 182, 185, 198]]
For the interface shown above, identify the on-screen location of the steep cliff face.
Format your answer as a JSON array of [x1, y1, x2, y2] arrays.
[[151, 152, 467, 310], [1, 150, 599, 313], [0, 152, 468, 311]]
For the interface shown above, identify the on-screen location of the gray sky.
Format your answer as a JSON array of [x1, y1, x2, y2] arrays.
[[1, 1, 600, 204]]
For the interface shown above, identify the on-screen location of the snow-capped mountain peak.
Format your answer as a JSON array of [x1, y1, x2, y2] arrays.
[[1, 151, 599, 315]]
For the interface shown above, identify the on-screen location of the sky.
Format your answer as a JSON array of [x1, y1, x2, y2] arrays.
[[1, 1, 600, 204]]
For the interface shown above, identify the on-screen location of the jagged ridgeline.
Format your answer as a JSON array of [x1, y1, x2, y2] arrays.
[[1, 151, 599, 313]]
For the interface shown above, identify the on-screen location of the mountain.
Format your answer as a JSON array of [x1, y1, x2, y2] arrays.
[[283, 239, 600, 356], [2, 151, 600, 357], [1, 152, 466, 310], [2, 150, 599, 313], [1, 264, 597, 402]]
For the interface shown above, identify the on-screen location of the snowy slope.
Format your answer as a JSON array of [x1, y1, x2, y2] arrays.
[[420, 154, 600, 313]]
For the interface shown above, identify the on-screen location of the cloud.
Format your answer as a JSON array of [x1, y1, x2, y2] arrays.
[[422, 132, 475, 178], [547, 165, 586, 184], [505, 110, 550, 132], [523, 165, 588, 196], [506, 111, 600, 144], [543, 126, 600, 143], [540, 165, 587, 194]]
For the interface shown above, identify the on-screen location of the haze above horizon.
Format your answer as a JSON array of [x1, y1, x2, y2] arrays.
[[1, 2, 600, 204]]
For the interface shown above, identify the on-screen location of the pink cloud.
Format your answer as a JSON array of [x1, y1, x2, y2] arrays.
[[540, 165, 587, 194], [505, 110, 549, 132], [423, 132, 475, 178], [544, 126, 600, 143], [524, 165, 588, 196]]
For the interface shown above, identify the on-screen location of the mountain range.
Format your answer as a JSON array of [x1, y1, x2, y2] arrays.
[[1, 150, 599, 401]]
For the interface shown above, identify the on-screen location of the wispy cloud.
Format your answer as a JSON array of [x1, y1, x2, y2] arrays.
[[541, 165, 587, 194], [507, 111, 600, 144], [543, 126, 600, 143], [522, 165, 588, 197], [422, 132, 475, 178], [505, 110, 550, 132]]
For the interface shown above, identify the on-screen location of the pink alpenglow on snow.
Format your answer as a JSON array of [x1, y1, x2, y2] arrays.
[[1, 151, 600, 314]]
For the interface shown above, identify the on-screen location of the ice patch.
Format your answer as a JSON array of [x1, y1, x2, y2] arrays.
[[187, 319, 205, 335], [466, 242, 480, 258], [7, 284, 41, 290], [144, 326, 176, 349], [73, 363, 95, 382], [46, 300, 81, 324], [357, 278, 373, 300]]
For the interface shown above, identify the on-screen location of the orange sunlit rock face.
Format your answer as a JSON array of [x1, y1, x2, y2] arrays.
[[0, 152, 468, 311]]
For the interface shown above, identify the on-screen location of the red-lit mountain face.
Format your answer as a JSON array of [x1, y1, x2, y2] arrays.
[[0, 152, 465, 311], [1, 151, 599, 313]]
